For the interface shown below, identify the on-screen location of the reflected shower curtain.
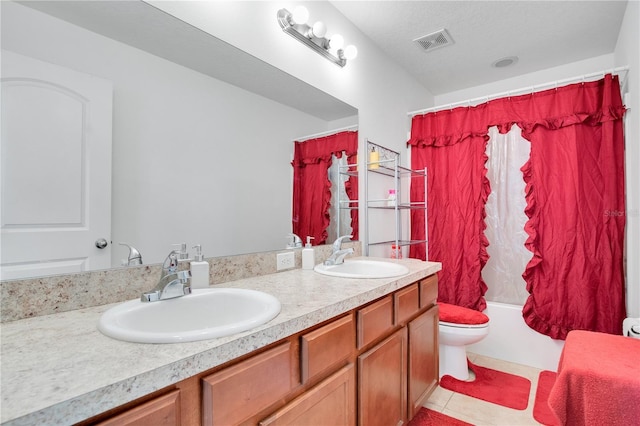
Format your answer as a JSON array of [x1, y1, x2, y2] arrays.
[[292, 131, 358, 245], [409, 75, 626, 338]]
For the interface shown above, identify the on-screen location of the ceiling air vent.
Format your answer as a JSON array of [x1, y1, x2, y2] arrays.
[[413, 29, 454, 53]]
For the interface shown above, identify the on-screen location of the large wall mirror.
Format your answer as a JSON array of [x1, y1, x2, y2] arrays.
[[1, 1, 358, 280]]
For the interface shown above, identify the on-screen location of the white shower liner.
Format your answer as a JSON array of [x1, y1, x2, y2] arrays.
[[468, 301, 565, 372]]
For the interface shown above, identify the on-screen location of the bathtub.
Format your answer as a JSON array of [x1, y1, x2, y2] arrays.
[[468, 301, 564, 371]]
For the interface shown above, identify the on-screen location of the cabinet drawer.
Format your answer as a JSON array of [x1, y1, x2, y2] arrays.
[[97, 390, 180, 426], [395, 283, 420, 324], [357, 295, 394, 349], [419, 274, 438, 308], [202, 342, 296, 426], [260, 364, 356, 426], [301, 313, 355, 383]]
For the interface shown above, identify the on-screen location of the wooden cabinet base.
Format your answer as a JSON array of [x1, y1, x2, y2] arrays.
[[202, 342, 297, 426], [260, 364, 356, 426]]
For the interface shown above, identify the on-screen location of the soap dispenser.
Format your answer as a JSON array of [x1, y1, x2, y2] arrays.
[[302, 236, 315, 270], [190, 245, 210, 289], [173, 242, 190, 263]]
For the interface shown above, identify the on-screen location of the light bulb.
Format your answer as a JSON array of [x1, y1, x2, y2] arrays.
[[344, 45, 358, 60], [311, 21, 327, 38], [329, 34, 344, 50], [291, 6, 309, 25]]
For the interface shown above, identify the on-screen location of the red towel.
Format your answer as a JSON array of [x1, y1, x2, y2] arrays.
[[548, 330, 640, 425]]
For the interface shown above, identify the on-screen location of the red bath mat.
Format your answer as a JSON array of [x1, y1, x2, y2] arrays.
[[534, 370, 560, 425], [407, 407, 473, 426], [439, 359, 531, 410]]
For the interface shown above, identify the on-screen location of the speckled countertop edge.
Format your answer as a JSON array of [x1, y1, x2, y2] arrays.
[[0, 258, 441, 426]]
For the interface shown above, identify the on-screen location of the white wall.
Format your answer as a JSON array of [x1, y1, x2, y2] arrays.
[[2, 2, 350, 265], [435, 53, 616, 105], [615, 0, 640, 318]]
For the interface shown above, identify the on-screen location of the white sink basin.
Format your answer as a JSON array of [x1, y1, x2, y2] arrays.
[[98, 288, 281, 344], [314, 259, 410, 279]]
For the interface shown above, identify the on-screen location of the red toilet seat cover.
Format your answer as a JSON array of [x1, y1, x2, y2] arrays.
[[438, 303, 489, 325]]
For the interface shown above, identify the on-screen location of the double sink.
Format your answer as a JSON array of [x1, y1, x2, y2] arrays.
[[99, 259, 409, 344]]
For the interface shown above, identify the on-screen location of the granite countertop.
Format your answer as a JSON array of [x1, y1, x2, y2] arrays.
[[0, 258, 441, 426]]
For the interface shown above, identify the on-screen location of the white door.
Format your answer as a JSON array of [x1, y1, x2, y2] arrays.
[[1, 50, 113, 280]]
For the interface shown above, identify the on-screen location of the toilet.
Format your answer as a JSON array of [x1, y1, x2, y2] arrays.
[[438, 302, 490, 380]]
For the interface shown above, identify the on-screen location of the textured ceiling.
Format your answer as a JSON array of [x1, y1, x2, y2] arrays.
[[332, 1, 628, 95]]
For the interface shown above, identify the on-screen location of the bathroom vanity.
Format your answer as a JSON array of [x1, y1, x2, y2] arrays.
[[0, 258, 441, 425]]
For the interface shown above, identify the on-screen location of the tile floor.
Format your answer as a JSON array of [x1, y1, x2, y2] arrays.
[[423, 352, 549, 425]]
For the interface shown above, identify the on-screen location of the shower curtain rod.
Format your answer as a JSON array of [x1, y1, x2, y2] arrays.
[[293, 124, 358, 142], [408, 66, 630, 117]]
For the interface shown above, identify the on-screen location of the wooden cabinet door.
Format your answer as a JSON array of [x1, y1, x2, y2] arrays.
[[260, 364, 356, 426], [407, 305, 439, 419], [96, 390, 180, 426], [358, 328, 407, 426], [202, 342, 296, 426]]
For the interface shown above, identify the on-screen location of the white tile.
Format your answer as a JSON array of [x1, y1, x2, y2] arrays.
[[424, 385, 454, 410]]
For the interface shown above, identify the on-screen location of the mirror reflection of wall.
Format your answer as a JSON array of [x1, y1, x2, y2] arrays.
[[1, 1, 357, 279]]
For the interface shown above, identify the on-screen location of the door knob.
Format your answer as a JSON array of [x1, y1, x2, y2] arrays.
[[95, 238, 109, 249]]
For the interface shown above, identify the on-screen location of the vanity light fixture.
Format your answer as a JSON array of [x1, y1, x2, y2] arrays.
[[277, 7, 357, 67]]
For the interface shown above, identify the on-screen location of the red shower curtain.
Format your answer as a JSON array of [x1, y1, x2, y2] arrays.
[[292, 131, 358, 246], [408, 75, 626, 338], [409, 132, 490, 311]]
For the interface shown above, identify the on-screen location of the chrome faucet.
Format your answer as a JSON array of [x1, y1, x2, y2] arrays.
[[119, 243, 142, 266], [141, 250, 192, 302], [286, 233, 303, 249], [324, 235, 354, 266]]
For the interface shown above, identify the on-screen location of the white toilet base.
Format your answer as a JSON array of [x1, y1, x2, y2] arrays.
[[439, 343, 470, 380]]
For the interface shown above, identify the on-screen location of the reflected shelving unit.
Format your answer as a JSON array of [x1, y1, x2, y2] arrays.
[[336, 159, 359, 241]]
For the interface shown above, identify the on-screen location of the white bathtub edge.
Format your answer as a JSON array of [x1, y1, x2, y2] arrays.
[[467, 301, 564, 371]]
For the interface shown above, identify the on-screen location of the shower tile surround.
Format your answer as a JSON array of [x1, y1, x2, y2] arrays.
[[0, 242, 360, 323]]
